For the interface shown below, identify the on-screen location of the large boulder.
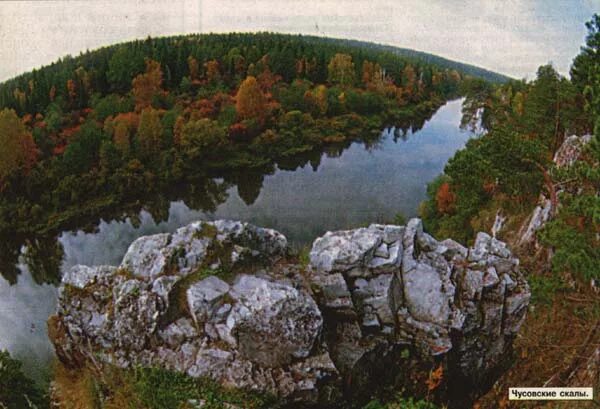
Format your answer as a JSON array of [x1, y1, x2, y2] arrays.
[[308, 219, 529, 406], [50, 219, 529, 408]]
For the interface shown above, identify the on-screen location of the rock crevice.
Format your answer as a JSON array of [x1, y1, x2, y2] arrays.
[[50, 219, 530, 408]]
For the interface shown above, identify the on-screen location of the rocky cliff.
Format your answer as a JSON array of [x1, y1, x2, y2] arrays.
[[49, 219, 530, 408]]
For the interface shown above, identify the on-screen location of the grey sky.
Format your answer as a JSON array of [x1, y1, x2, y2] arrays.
[[0, 0, 598, 82]]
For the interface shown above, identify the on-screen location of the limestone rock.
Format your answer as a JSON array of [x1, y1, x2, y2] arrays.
[[187, 276, 230, 325], [61, 265, 116, 289], [50, 218, 529, 409], [227, 275, 322, 367]]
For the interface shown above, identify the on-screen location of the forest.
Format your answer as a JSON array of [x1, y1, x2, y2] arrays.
[[0, 32, 481, 283], [418, 15, 600, 407]]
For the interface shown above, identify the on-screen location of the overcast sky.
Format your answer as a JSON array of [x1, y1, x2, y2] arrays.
[[0, 0, 598, 82]]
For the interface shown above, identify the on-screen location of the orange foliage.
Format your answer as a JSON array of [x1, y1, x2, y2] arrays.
[[132, 59, 163, 111], [195, 98, 217, 119], [402, 64, 417, 100], [113, 112, 140, 129], [483, 180, 497, 194], [67, 79, 77, 101], [229, 122, 249, 142], [204, 59, 221, 84], [113, 121, 130, 155], [60, 125, 82, 140], [426, 364, 444, 392], [257, 69, 279, 92], [435, 182, 456, 214], [188, 56, 199, 80]]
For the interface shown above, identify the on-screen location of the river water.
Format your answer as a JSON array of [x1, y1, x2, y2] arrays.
[[0, 98, 470, 381]]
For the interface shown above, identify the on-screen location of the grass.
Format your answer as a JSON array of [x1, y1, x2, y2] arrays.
[[52, 363, 101, 409], [362, 395, 441, 409], [53, 363, 275, 409], [474, 285, 600, 408]]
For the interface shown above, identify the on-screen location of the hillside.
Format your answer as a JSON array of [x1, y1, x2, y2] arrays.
[[419, 15, 600, 408], [314, 37, 512, 84], [0, 31, 472, 283]]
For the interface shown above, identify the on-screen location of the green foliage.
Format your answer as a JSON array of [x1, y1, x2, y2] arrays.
[[91, 94, 134, 122], [362, 396, 440, 409], [422, 63, 585, 244], [131, 366, 198, 409], [131, 367, 274, 409], [392, 212, 407, 226], [59, 120, 105, 175], [107, 47, 145, 92], [0, 350, 48, 409], [528, 273, 568, 305], [180, 119, 227, 160]]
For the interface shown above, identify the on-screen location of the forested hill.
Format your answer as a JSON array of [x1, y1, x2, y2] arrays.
[[315, 37, 512, 84], [0, 32, 506, 115]]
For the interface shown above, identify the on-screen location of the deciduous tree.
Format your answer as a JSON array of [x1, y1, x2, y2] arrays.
[[0, 109, 38, 182], [136, 107, 163, 158], [132, 59, 163, 111], [236, 76, 266, 121], [327, 53, 355, 86]]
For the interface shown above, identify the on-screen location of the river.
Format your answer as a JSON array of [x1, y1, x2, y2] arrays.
[[0, 98, 470, 382]]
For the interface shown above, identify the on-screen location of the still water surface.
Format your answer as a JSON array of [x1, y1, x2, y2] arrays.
[[0, 98, 470, 380]]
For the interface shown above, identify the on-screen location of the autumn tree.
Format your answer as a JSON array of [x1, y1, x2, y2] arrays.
[[173, 115, 186, 146], [132, 59, 163, 111], [402, 64, 417, 100], [66, 79, 77, 102], [188, 56, 199, 81], [113, 120, 130, 156], [304, 85, 328, 117], [328, 53, 355, 86], [136, 107, 163, 158], [204, 60, 221, 84], [0, 109, 38, 182], [235, 76, 266, 121], [435, 182, 456, 214]]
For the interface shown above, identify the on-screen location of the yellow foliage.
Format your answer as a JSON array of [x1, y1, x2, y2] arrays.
[[327, 53, 355, 86], [235, 76, 266, 121]]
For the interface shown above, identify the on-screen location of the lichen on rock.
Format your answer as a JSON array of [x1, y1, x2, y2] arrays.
[[49, 218, 530, 408]]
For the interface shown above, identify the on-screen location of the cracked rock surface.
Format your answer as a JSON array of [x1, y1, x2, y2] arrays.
[[50, 219, 530, 408]]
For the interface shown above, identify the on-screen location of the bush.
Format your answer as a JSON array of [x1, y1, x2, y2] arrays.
[[363, 396, 440, 409], [0, 350, 47, 409]]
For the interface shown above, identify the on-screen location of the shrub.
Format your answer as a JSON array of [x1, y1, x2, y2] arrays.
[[0, 350, 47, 409]]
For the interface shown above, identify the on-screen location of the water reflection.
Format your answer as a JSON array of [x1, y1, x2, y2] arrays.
[[0, 98, 470, 380], [0, 261, 57, 383], [0, 99, 469, 285]]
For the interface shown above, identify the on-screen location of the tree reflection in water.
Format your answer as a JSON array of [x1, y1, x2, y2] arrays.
[[0, 112, 434, 285]]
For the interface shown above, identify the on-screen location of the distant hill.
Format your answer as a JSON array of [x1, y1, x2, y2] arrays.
[[314, 36, 511, 83]]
